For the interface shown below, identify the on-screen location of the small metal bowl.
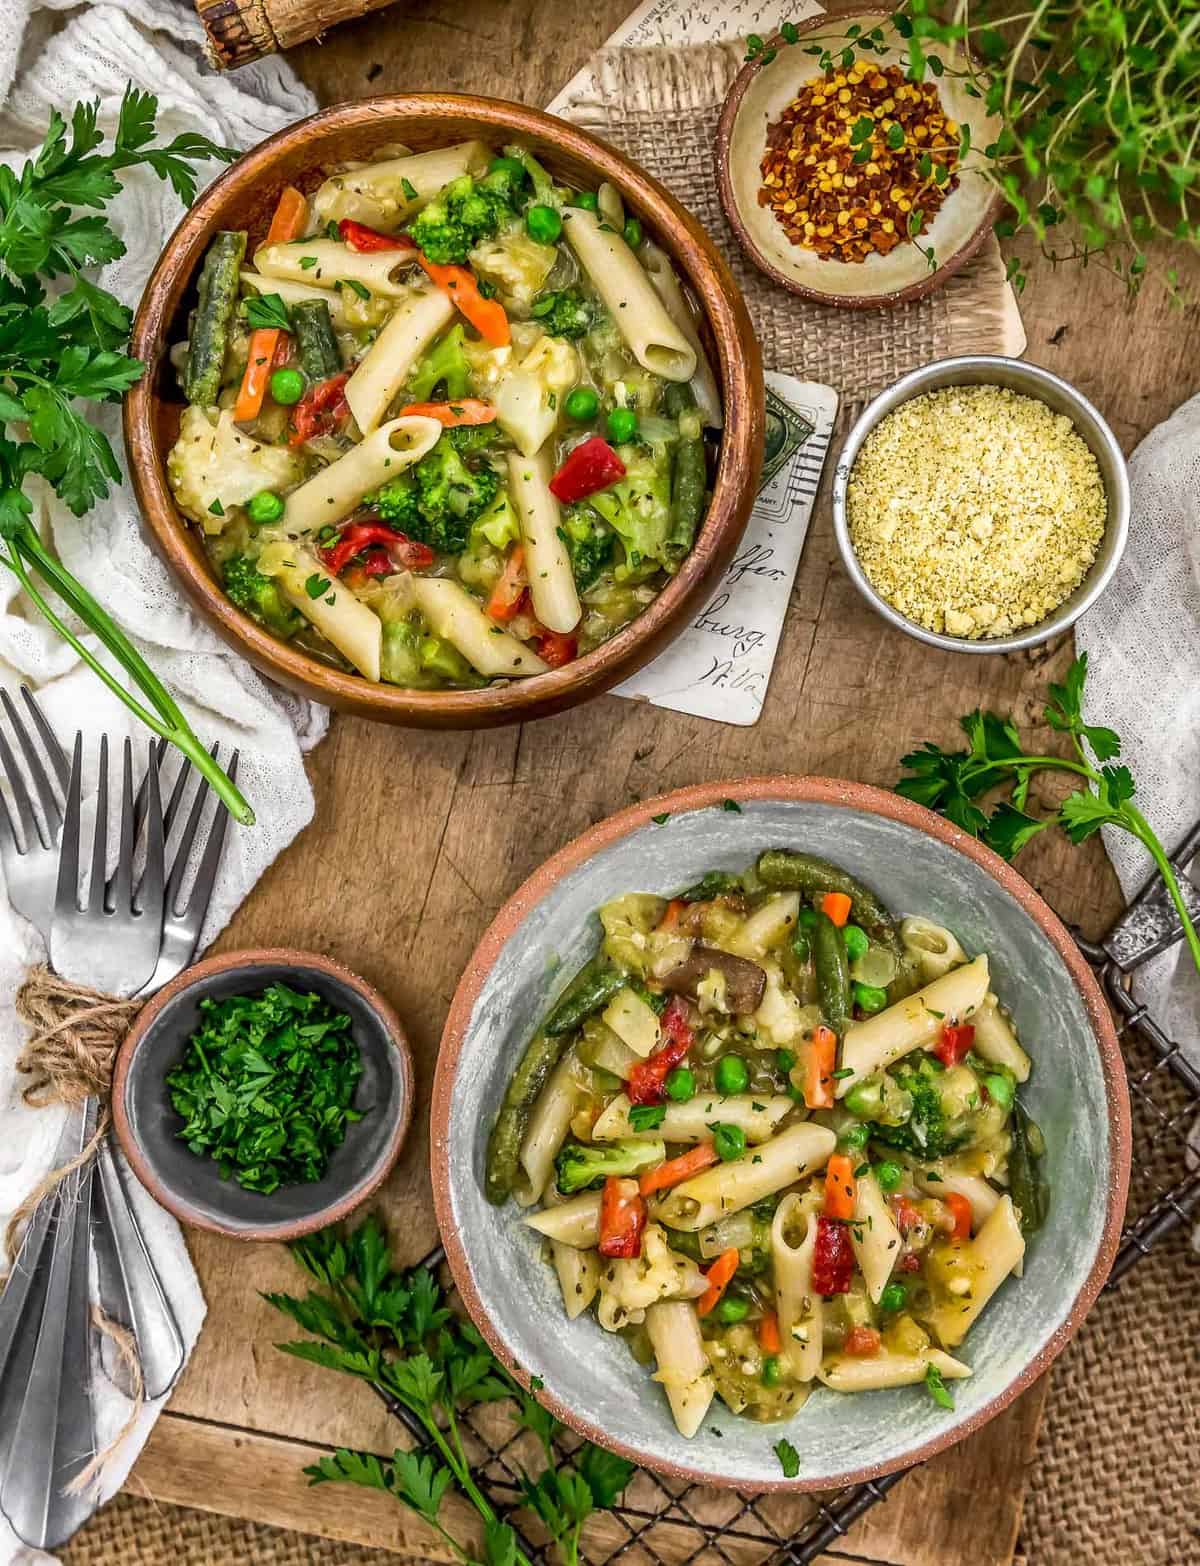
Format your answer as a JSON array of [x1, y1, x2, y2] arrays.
[[112, 949, 414, 1241], [831, 356, 1130, 653]]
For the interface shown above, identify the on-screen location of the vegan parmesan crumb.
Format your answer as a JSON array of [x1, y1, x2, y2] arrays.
[[846, 385, 1108, 638]]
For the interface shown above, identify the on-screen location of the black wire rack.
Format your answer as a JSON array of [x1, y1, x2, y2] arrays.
[[399, 825, 1200, 1566]]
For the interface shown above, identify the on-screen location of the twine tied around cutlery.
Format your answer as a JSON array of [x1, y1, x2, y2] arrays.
[[5, 963, 148, 1493]]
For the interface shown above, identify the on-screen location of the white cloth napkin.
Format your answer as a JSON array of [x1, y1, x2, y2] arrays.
[[1075, 392, 1200, 1244], [0, 2, 319, 1558]]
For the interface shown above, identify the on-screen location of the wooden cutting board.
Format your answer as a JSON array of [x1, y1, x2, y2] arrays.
[[122, 2, 1200, 1559]]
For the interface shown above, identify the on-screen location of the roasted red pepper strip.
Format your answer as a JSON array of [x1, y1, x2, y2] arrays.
[[598, 1177, 646, 1259], [533, 630, 577, 668], [548, 436, 626, 504], [289, 372, 350, 446], [320, 523, 434, 576], [811, 1216, 854, 1295], [844, 1326, 882, 1357], [338, 219, 416, 253], [625, 996, 693, 1106], [935, 1021, 976, 1066]]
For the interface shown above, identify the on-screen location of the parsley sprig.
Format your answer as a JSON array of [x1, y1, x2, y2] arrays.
[[265, 1218, 634, 1566], [0, 89, 251, 822], [897, 653, 1200, 976]]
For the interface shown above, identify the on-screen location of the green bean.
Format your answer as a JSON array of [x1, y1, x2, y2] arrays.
[[663, 382, 706, 565], [1007, 1101, 1050, 1236], [680, 870, 742, 903], [484, 1027, 565, 1205], [755, 850, 902, 955], [813, 909, 851, 1037], [291, 299, 342, 381], [183, 231, 247, 407], [544, 952, 626, 1037]]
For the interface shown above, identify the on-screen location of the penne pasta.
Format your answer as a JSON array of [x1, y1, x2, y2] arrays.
[[592, 1093, 795, 1144], [254, 239, 414, 297], [507, 449, 582, 634], [239, 270, 354, 329], [409, 576, 550, 677], [311, 142, 491, 231], [651, 1122, 837, 1231], [645, 1299, 714, 1439], [849, 1170, 903, 1304], [561, 208, 697, 382], [639, 238, 723, 428], [919, 1195, 1025, 1348], [515, 1053, 583, 1207], [900, 916, 970, 982], [914, 1165, 1001, 1231], [522, 1191, 601, 1248], [972, 993, 1032, 1082], [771, 1194, 824, 1380], [281, 415, 441, 533], [818, 1347, 972, 1394], [552, 1242, 601, 1320], [728, 892, 801, 958], [268, 544, 382, 680], [344, 288, 457, 433], [837, 954, 990, 1095]]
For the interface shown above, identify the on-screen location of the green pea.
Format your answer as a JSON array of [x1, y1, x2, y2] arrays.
[[840, 1122, 870, 1151], [985, 1072, 1014, 1108], [665, 1067, 695, 1102], [853, 981, 889, 1015], [606, 407, 638, 444], [489, 155, 528, 183], [715, 1296, 749, 1324], [843, 924, 869, 962], [775, 1048, 796, 1076], [526, 204, 563, 245], [622, 217, 643, 249], [761, 1354, 781, 1387], [879, 1282, 908, 1313], [269, 367, 305, 406], [713, 1123, 746, 1162], [572, 191, 599, 210], [246, 489, 285, 525], [714, 1055, 749, 1095], [564, 386, 599, 421], [874, 1159, 903, 1193]]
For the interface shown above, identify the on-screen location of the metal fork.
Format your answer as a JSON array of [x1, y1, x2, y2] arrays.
[[0, 686, 69, 935]]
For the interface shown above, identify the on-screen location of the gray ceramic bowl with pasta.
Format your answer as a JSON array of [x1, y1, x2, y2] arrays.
[[431, 777, 1130, 1490]]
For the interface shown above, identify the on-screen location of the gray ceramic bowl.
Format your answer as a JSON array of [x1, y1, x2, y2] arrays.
[[432, 777, 1130, 1490], [831, 356, 1131, 653], [113, 949, 414, 1241]]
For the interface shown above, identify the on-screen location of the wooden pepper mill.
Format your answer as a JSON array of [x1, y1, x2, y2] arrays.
[[195, 0, 400, 68]]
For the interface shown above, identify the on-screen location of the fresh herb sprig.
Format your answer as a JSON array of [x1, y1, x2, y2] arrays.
[[265, 1218, 634, 1566], [0, 88, 251, 822], [167, 983, 363, 1192], [897, 653, 1200, 976]]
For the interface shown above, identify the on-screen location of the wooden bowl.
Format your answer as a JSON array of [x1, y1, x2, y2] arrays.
[[716, 10, 1004, 308], [124, 95, 764, 729], [432, 777, 1130, 1489]]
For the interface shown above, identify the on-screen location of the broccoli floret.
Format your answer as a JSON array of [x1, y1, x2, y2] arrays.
[[866, 1057, 970, 1160], [561, 505, 615, 590], [367, 473, 422, 531], [472, 488, 520, 551], [446, 423, 502, 457], [554, 1137, 667, 1196], [405, 324, 470, 402], [530, 288, 597, 340], [380, 620, 486, 689], [409, 438, 500, 554], [588, 439, 674, 575], [222, 555, 302, 639], [409, 167, 522, 265]]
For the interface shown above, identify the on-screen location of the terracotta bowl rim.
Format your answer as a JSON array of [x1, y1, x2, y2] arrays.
[[124, 93, 764, 728], [431, 773, 1131, 1490], [111, 946, 415, 1242], [715, 10, 1005, 310]]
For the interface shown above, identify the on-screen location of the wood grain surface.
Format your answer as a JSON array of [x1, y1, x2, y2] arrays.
[[124, 1, 1200, 1560]]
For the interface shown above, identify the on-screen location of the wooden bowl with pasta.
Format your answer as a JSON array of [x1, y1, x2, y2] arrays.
[[431, 776, 1130, 1489], [124, 96, 764, 728]]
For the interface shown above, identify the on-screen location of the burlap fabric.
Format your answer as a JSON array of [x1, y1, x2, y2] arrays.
[[62, 41, 1197, 1566]]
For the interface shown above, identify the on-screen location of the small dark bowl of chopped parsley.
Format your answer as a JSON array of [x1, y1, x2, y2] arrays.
[[112, 950, 413, 1240]]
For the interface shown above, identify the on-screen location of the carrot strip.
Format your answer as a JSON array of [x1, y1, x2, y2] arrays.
[[697, 1247, 740, 1317], [823, 1153, 857, 1221], [638, 1142, 718, 1198], [487, 545, 527, 623], [657, 898, 686, 933], [805, 1024, 838, 1110], [822, 891, 853, 928], [757, 1312, 782, 1355], [397, 398, 497, 426], [418, 255, 511, 346], [267, 186, 309, 245], [233, 187, 310, 422]]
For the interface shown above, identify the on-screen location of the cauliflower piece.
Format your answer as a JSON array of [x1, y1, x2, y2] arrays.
[[469, 228, 557, 316], [493, 333, 581, 458], [595, 1223, 706, 1332], [753, 962, 810, 1047], [168, 407, 302, 531]]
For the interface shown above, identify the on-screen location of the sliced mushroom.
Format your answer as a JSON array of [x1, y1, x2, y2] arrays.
[[661, 944, 766, 1014]]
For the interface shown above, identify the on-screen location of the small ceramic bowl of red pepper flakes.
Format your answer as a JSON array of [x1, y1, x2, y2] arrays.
[[716, 8, 1004, 308]]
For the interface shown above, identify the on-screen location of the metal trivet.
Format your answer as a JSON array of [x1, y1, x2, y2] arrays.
[[398, 825, 1200, 1566]]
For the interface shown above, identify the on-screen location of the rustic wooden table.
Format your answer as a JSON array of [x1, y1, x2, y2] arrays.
[[125, 2, 1200, 1561]]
